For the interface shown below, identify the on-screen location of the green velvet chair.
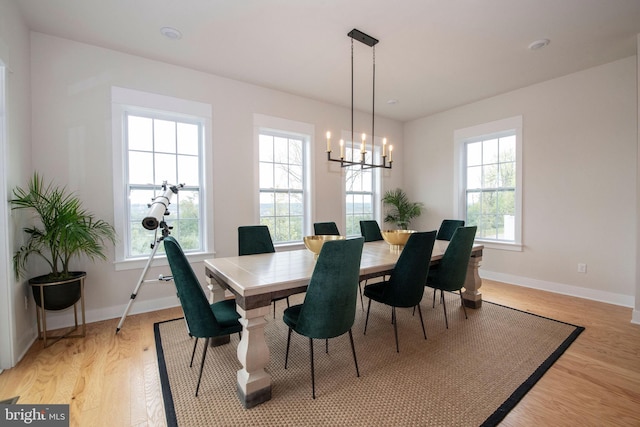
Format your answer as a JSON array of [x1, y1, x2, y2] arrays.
[[313, 221, 340, 235], [283, 237, 364, 399], [363, 231, 437, 352], [436, 219, 465, 241], [356, 219, 384, 310], [426, 226, 477, 329], [238, 225, 289, 318], [164, 236, 242, 397], [359, 220, 383, 242]]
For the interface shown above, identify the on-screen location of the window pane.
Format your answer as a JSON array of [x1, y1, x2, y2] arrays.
[[289, 139, 303, 166], [290, 192, 303, 215], [274, 137, 288, 163], [154, 119, 176, 153], [260, 162, 274, 188], [129, 151, 154, 184], [499, 135, 516, 162], [259, 135, 274, 162], [467, 166, 482, 189], [260, 192, 275, 216], [289, 165, 303, 190], [177, 155, 199, 186], [483, 164, 499, 188], [155, 153, 177, 184], [467, 141, 482, 166], [499, 162, 515, 187], [483, 138, 498, 164], [177, 123, 199, 155], [177, 190, 200, 220], [128, 116, 153, 151]]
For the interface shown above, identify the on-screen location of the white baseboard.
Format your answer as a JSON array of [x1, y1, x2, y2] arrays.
[[35, 294, 181, 332], [632, 309, 640, 325], [480, 270, 635, 308]]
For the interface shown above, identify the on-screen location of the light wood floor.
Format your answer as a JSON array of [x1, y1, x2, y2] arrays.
[[1, 280, 639, 426]]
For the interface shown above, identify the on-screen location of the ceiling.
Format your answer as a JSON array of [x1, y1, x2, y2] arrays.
[[15, 0, 640, 122]]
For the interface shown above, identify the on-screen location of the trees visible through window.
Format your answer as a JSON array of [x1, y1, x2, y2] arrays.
[[345, 146, 376, 236], [126, 113, 203, 257], [259, 131, 306, 243], [455, 116, 522, 249], [465, 134, 516, 240]]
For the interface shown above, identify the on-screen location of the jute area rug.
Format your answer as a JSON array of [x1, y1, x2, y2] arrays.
[[155, 291, 584, 427]]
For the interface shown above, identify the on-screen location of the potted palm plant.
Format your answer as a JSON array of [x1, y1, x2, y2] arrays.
[[11, 173, 117, 310], [382, 188, 424, 230]]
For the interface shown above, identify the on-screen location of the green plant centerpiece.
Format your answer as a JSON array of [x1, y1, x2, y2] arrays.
[[382, 188, 424, 230], [11, 173, 116, 311]]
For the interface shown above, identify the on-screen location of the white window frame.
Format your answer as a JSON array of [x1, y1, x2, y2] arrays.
[[111, 87, 214, 270], [454, 116, 523, 251], [342, 132, 382, 237], [254, 114, 313, 246]]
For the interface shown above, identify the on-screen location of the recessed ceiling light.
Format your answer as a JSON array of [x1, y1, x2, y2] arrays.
[[528, 39, 550, 51], [160, 27, 182, 40], [387, 99, 399, 105]]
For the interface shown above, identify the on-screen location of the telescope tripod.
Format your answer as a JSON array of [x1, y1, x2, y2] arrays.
[[115, 224, 173, 333]]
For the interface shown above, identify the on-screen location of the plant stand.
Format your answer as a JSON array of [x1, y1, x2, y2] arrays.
[[29, 273, 86, 348]]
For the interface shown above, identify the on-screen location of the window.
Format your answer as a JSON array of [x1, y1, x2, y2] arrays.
[[255, 115, 312, 245], [344, 143, 379, 237], [112, 87, 213, 268], [455, 116, 522, 250]]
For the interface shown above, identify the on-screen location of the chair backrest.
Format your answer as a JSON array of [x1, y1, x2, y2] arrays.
[[295, 237, 364, 339], [384, 231, 437, 308], [436, 219, 465, 241], [313, 222, 340, 236], [238, 225, 275, 255], [360, 220, 384, 242], [164, 236, 221, 338], [430, 226, 477, 291]]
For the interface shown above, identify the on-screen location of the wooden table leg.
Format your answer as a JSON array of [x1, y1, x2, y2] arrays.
[[236, 304, 272, 408], [462, 253, 483, 308]]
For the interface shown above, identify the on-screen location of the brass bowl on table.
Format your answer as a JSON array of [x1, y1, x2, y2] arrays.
[[381, 230, 416, 251], [303, 235, 346, 259]]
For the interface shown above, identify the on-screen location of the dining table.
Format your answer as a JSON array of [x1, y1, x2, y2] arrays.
[[204, 239, 483, 408]]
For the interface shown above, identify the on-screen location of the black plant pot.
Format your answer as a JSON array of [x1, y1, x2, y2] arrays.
[[29, 271, 86, 311]]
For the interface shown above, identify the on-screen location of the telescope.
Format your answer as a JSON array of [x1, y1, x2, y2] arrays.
[[142, 182, 184, 230]]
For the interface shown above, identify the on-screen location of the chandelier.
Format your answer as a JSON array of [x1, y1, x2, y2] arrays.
[[326, 29, 393, 169]]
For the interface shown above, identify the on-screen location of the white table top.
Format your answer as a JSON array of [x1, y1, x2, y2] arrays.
[[204, 240, 476, 298]]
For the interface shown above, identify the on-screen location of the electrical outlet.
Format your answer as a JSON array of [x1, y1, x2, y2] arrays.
[[577, 263, 587, 273]]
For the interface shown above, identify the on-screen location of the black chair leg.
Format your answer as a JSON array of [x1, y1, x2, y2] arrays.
[[441, 290, 449, 329], [190, 337, 199, 367], [392, 307, 399, 353], [325, 339, 328, 354], [459, 290, 468, 319], [417, 304, 427, 340], [309, 338, 316, 399], [195, 337, 210, 397], [285, 328, 292, 369], [348, 329, 360, 377], [364, 298, 372, 335], [433, 288, 437, 308], [273, 300, 276, 319]]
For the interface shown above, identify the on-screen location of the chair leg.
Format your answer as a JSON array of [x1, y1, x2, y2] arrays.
[[325, 339, 328, 354], [309, 338, 316, 399], [273, 300, 276, 319], [190, 337, 199, 368], [285, 327, 292, 369], [432, 288, 437, 308], [348, 329, 360, 377], [358, 279, 367, 311], [392, 307, 399, 353], [364, 298, 372, 335], [441, 290, 449, 329], [416, 304, 427, 340], [195, 337, 210, 397], [459, 290, 468, 319]]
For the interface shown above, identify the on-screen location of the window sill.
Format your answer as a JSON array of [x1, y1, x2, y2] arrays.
[[475, 239, 522, 252], [114, 251, 216, 271]]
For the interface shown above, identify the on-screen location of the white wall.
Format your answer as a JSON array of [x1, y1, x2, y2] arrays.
[[22, 33, 403, 350], [405, 56, 637, 310], [0, 0, 34, 369]]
